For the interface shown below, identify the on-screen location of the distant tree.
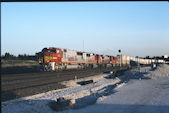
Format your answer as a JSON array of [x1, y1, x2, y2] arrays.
[[1, 52, 38, 61], [3, 52, 17, 60], [4, 52, 11, 59], [18, 54, 23, 60], [145, 56, 150, 59]]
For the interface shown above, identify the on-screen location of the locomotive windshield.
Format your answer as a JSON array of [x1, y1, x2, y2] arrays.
[[42, 48, 56, 53]]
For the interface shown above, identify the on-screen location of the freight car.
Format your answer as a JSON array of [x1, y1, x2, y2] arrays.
[[37, 47, 120, 71], [120, 54, 166, 66]]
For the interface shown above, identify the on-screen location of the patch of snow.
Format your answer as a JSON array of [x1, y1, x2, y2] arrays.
[[146, 64, 169, 78]]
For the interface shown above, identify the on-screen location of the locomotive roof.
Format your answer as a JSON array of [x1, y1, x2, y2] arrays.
[[43, 47, 117, 57]]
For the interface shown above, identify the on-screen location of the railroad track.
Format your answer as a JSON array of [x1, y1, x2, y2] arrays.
[[2, 66, 129, 102]]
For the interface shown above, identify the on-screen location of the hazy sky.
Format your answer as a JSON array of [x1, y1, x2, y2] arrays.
[[2, 2, 169, 57]]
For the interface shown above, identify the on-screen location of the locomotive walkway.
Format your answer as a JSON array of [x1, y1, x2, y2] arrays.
[[2, 66, 129, 102]]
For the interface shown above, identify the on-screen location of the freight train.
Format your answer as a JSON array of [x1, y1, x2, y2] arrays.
[[37, 47, 166, 71], [37, 47, 119, 71]]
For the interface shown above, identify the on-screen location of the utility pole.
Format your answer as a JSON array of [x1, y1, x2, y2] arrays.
[[118, 49, 121, 68]]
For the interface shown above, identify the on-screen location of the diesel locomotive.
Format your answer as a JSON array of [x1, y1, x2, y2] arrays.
[[37, 47, 119, 71]]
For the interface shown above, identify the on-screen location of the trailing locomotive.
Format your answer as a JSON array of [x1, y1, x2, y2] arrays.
[[37, 47, 119, 71]]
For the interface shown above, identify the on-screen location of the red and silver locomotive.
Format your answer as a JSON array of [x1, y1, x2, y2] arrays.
[[38, 47, 119, 71]]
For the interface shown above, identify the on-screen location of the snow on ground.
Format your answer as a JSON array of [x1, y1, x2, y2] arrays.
[[63, 77, 169, 113], [2, 64, 169, 113], [146, 64, 169, 78]]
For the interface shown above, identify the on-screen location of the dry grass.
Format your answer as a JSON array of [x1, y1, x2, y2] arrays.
[[1, 60, 39, 67]]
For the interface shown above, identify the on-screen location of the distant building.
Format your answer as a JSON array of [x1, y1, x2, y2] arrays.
[[162, 54, 168, 58]]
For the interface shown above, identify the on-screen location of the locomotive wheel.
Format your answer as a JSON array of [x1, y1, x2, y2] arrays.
[[44, 64, 51, 71]]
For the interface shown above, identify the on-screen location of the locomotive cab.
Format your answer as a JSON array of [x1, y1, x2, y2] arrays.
[[38, 47, 63, 71]]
